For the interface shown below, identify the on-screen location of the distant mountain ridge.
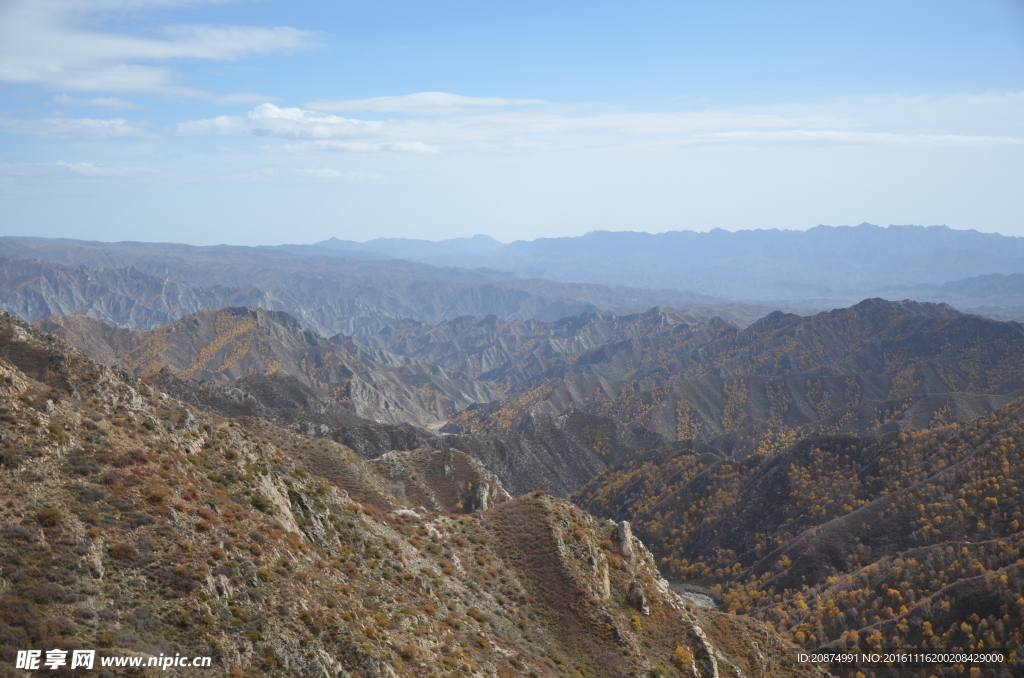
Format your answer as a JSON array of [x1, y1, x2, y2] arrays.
[[442, 224, 1024, 298], [314, 233, 505, 260], [315, 224, 1024, 312]]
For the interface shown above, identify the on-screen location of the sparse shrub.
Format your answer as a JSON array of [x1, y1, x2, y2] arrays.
[[129, 512, 156, 528], [109, 542, 136, 560], [37, 507, 62, 527], [0, 450, 24, 468], [29, 582, 67, 604], [673, 646, 693, 668], [47, 423, 68, 445], [250, 493, 272, 513]]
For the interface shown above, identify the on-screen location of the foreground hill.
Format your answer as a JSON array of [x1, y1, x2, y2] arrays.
[[0, 310, 817, 678], [442, 299, 1024, 457], [573, 394, 1024, 675]]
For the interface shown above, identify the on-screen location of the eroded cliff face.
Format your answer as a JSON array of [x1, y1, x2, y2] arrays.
[[0, 311, 821, 678], [34, 308, 501, 430]]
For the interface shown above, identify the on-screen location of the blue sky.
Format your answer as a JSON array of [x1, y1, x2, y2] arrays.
[[1, 0, 1023, 245]]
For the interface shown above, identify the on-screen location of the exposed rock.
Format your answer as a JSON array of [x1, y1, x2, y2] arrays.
[[616, 520, 635, 561], [627, 580, 650, 615]]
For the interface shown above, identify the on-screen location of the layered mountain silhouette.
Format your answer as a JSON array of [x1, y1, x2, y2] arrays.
[[325, 224, 1024, 312]]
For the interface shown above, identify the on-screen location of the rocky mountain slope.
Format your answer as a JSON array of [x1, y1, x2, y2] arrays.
[[572, 396, 1024, 676], [33, 309, 684, 497], [0, 310, 819, 678], [34, 308, 498, 429], [440, 299, 1024, 457]]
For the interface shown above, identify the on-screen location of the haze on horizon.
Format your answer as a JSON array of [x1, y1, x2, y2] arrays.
[[1, 0, 1023, 246]]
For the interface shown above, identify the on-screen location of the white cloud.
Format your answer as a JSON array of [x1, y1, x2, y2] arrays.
[[0, 160, 159, 179], [292, 168, 381, 180], [226, 167, 381, 182], [212, 92, 281, 106], [174, 93, 1024, 157], [268, 140, 439, 154], [52, 94, 142, 110], [307, 91, 549, 114], [0, 0, 316, 96], [54, 161, 159, 176], [0, 113, 155, 140], [687, 130, 1024, 148], [179, 103, 383, 139]]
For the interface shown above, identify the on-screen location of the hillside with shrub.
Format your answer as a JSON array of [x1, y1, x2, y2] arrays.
[[573, 395, 1024, 676], [0, 310, 821, 678]]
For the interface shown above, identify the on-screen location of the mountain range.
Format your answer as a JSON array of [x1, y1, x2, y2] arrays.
[[315, 224, 1024, 313], [35, 298, 1024, 496], [5, 230, 1024, 676], [0, 239, 770, 336]]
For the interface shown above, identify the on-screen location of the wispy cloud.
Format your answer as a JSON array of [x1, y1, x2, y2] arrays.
[[179, 103, 384, 139], [0, 160, 159, 179], [52, 94, 142, 110], [228, 167, 381, 181], [212, 92, 281, 106], [54, 161, 159, 176], [176, 92, 1024, 156], [308, 92, 549, 114], [0, 112, 155, 140], [0, 0, 317, 96], [267, 140, 439, 154]]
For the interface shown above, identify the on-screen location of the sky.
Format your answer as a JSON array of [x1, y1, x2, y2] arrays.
[[1, 0, 1023, 246]]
